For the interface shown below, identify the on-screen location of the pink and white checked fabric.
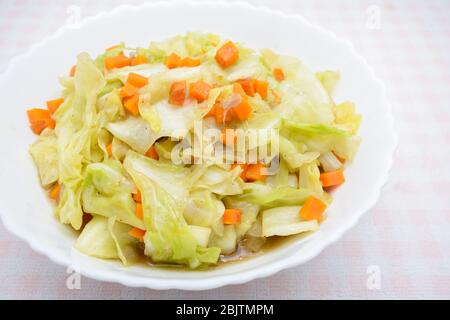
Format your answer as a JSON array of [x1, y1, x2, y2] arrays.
[[1, 0, 449, 299]]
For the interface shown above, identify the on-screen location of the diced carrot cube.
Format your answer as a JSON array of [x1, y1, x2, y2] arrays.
[[215, 41, 239, 68]]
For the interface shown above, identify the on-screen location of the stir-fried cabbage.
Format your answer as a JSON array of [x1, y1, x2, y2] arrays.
[[28, 32, 361, 269], [81, 159, 144, 229], [123, 151, 220, 268]]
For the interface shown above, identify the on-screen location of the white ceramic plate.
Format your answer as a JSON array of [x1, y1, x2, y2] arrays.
[[0, 1, 396, 290]]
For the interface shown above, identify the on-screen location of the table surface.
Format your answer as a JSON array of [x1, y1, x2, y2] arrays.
[[1, 0, 449, 300]]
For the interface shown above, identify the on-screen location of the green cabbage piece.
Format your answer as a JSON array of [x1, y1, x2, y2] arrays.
[[281, 119, 360, 161], [96, 128, 111, 159], [262, 206, 319, 237], [333, 135, 361, 161], [141, 98, 201, 140], [75, 216, 118, 259], [59, 76, 74, 97], [247, 95, 272, 113], [233, 183, 312, 208], [123, 151, 220, 268], [223, 198, 260, 239], [236, 112, 281, 164], [108, 217, 142, 265], [266, 158, 289, 187], [261, 48, 330, 105], [97, 89, 124, 125], [106, 116, 156, 154], [138, 32, 220, 63], [224, 48, 268, 82], [208, 225, 237, 255], [153, 139, 178, 160], [29, 133, 59, 187], [111, 137, 130, 161], [279, 135, 320, 170], [194, 165, 243, 195], [333, 101, 361, 135], [282, 119, 351, 136], [81, 159, 143, 229], [184, 190, 225, 236], [298, 161, 332, 204], [195, 247, 221, 264], [75, 216, 141, 265], [54, 52, 106, 230], [188, 225, 212, 248], [262, 49, 336, 125], [98, 79, 123, 97], [319, 151, 343, 172], [316, 70, 340, 96]]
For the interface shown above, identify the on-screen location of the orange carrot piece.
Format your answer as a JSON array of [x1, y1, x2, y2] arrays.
[[299, 196, 327, 220], [145, 145, 159, 160], [255, 80, 268, 99], [273, 67, 285, 82], [245, 163, 267, 182], [135, 202, 144, 220], [132, 190, 142, 202], [232, 97, 252, 121], [215, 104, 232, 124], [46, 98, 64, 114], [105, 54, 131, 70], [180, 57, 201, 67], [220, 128, 237, 146], [204, 104, 216, 118], [233, 82, 247, 97], [232, 82, 253, 121], [27, 108, 55, 134], [127, 73, 148, 88], [27, 108, 52, 123], [223, 209, 241, 224], [131, 54, 148, 66], [231, 163, 248, 180], [106, 142, 113, 156], [123, 94, 140, 116], [169, 80, 187, 106], [128, 227, 145, 242], [69, 65, 76, 77], [165, 52, 181, 69], [236, 79, 256, 97], [320, 169, 345, 187], [189, 80, 211, 102], [30, 119, 53, 135], [215, 41, 239, 68], [120, 82, 139, 98], [49, 183, 60, 201]]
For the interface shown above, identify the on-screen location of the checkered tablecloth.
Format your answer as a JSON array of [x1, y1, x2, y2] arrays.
[[1, 0, 449, 299]]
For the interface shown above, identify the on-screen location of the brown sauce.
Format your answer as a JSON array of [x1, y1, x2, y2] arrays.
[[73, 213, 317, 270], [211, 230, 316, 269], [133, 231, 316, 270]]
